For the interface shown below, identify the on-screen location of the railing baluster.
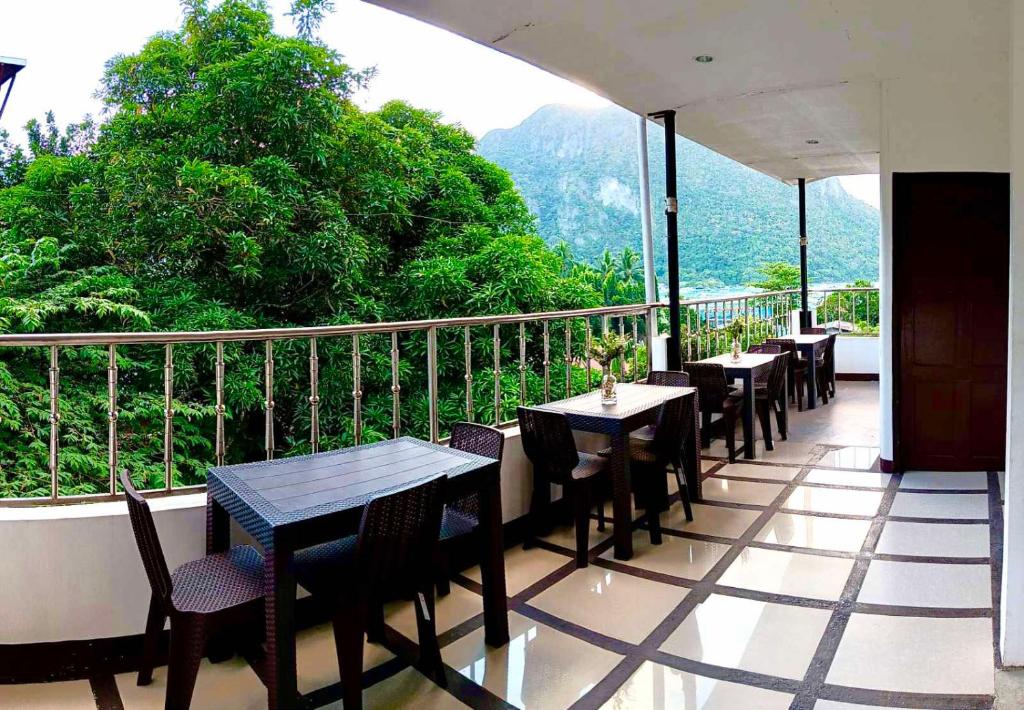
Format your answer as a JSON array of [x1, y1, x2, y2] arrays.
[[352, 334, 362, 446], [48, 346, 60, 500], [564, 319, 572, 398], [427, 326, 439, 442], [585, 318, 593, 390], [631, 315, 639, 381], [309, 338, 320, 453], [107, 344, 118, 494], [518, 322, 527, 404], [390, 333, 401, 438], [264, 341, 274, 460], [214, 341, 225, 467], [647, 309, 655, 373], [618, 317, 626, 380], [164, 344, 174, 490], [493, 324, 501, 425], [542, 320, 551, 403], [464, 326, 474, 422]]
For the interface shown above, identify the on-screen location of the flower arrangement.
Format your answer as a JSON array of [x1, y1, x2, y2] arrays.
[[589, 332, 630, 368], [725, 318, 745, 342]]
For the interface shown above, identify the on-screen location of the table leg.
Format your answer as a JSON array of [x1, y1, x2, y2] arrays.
[[478, 473, 510, 647], [683, 396, 702, 501], [742, 372, 756, 459], [806, 348, 818, 410], [264, 544, 298, 710], [609, 432, 634, 560], [206, 496, 229, 554], [779, 370, 789, 438]]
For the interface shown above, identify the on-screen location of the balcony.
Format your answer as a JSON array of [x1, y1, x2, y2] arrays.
[[0, 288, 1006, 709]]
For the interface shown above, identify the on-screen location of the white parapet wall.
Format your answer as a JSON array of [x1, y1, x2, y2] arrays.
[[834, 335, 880, 376], [0, 427, 585, 645]]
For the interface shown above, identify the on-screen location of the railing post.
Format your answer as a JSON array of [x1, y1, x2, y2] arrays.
[[463, 326, 474, 422], [107, 344, 118, 494], [585, 319, 593, 390], [427, 326, 439, 442], [542, 320, 551, 403], [564, 319, 572, 398], [214, 341, 225, 467], [390, 332, 401, 438], [518, 323, 527, 404], [648, 307, 657, 372], [632, 315, 639, 381], [164, 344, 174, 490], [264, 341, 274, 459], [618, 317, 627, 380], [309, 338, 320, 453], [352, 334, 362, 446], [492, 324, 501, 425], [48, 346, 60, 500]]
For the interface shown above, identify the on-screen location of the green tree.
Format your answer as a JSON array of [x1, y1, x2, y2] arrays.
[[747, 261, 802, 291]]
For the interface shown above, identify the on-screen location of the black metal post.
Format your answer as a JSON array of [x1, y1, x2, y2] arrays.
[[798, 177, 811, 328], [652, 110, 682, 369]]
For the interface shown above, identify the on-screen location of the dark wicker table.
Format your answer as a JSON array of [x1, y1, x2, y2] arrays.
[[700, 352, 779, 459], [536, 383, 700, 560], [789, 333, 830, 409], [207, 437, 508, 710]]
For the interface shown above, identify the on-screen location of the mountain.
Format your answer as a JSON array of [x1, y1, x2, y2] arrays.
[[477, 104, 879, 289]]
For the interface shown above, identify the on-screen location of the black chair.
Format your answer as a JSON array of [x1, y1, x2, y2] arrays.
[[640, 370, 691, 496], [435, 422, 504, 597], [683, 362, 744, 462], [815, 333, 838, 404], [517, 406, 606, 568], [291, 476, 448, 710], [122, 470, 264, 710], [766, 338, 811, 411]]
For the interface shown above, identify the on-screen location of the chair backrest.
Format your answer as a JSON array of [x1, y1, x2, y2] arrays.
[[356, 475, 447, 601], [766, 351, 790, 397], [802, 327, 827, 334], [447, 422, 505, 521], [747, 343, 782, 354], [120, 470, 173, 606], [516, 406, 580, 485], [651, 394, 693, 466], [765, 338, 798, 357], [822, 333, 838, 368], [645, 370, 689, 387], [682, 362, 731, 413]]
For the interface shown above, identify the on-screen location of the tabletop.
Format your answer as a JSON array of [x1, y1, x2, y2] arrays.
[[537, 383, 693, 421], [207, 437, 498, 538], [786, 333, 831, 345], [700, 352, 778, 370]]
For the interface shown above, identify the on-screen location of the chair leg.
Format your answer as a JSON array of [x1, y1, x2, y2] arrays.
[[414, 585, 446, 687], [434, 547, 451, 599], [645, 469, 666, 545], [774, 398, 788, 440], [796, 373, 805, 412], [365, 602, 386, 644], [756, 400, 774, 451], [674, 462, 694, 522], [572, 482, 591, 568], [333, 607, 365, 710], [595, 496, 606, 532], [166, 617, 204, 710], [523, 481, 546, 550], [701, 410, 712, 448], [724, 411, 738, 463], [138, 594, 166, 686]]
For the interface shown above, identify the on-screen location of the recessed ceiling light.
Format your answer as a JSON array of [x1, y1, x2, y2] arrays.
[[806, 139, 820, 144], [693, 55, 714, 63]]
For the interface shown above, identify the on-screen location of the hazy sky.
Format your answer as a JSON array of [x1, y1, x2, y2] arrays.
[[0, 0, 880, 207]]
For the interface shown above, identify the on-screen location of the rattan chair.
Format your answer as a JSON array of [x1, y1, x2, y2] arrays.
[[747, 352, 791, 449], [122, 470, 265, 710], [801, 327, 827, 334], [435, 422, 504, 597], [766, 338, 811, 411], [291, 476, 448, 710], [517, 406, 606, 567], [683, 362, 744, 462], [639, 370, 691, 497], [815, 333, 838, 404]]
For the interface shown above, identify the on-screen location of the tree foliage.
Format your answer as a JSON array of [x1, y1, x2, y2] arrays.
[[0, 0, 625, 497]]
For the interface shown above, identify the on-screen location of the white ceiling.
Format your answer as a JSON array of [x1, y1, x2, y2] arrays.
[[365, 0, 1009, 183]]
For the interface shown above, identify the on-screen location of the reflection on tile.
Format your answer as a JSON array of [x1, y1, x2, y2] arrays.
[[664, 503, 761, 539], [816, 446, 880, 470], [827, 614, 995, 694], [385, 583, 482, 639], [660, 594, 831, 680], [363, 667, 469, 709], [803, 469, 891, 489], [783, 486, 882, 516], [706, 440, 818, 465], [858, 560, 992, 608], [755, 513, 871, 553], [530, 566, 688, 643], [701, 459, 721, 474], [717, 546, 854, 601], [702, 478, 784, 506], [601, 660, 793, 710], [900, 471, 989, 490], [888, 492, 989, 520], [542, 518, 613, 552], [714, 463, 801, 482], [599, 533, 729, 581], [443, 611, 622, 709], [875, 521, 990, 558], [117, 656, 267, 709], [465, 545, 568, 596], [0, 680, 97, 709], [296, 623, 393, 694]]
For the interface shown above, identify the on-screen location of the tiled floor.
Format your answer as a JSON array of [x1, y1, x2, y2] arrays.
[[5, 383, 1003, 709]]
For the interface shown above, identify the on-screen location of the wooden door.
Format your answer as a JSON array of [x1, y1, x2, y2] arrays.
[[894, 172, 1009, 471]]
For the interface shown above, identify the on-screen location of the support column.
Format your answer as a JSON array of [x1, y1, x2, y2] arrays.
[[637, 115, 658, 327], [651, 110, 681, 369], [798, 177, 811, 328]]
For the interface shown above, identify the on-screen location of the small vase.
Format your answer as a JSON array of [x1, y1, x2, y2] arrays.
[[600, 365, 618, 404], [731, 337, 742, 362]]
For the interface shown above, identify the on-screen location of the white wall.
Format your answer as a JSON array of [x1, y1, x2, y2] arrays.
[[877, 65, 1011, 465], [834, 336, 879, 376]]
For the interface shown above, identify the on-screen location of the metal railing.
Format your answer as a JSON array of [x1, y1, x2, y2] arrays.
[[0, 286, 878, 505]]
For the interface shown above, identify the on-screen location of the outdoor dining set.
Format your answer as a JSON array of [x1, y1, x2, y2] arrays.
[[120, 330, 837, 710]]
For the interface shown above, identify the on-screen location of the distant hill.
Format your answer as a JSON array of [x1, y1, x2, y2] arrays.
[[477, 104, 879, 289]]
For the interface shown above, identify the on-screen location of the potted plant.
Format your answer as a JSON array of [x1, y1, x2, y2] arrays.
[[725, 318, 745, 362], [589, 332, 630, 404]]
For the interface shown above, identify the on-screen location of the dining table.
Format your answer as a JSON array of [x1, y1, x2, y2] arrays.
[[787, 333, 831, 409], [206, 437, 508, 710], [536, 383, 701, 561], [698, 352, 781, 459]]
